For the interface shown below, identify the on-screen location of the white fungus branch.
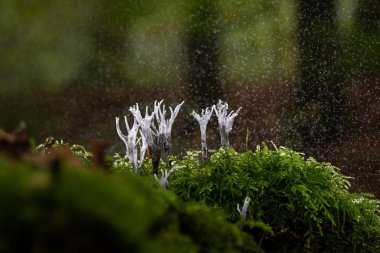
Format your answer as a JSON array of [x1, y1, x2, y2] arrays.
[[129, 103, 161, 174], [115, 116, 147, 174], [237, 197, 251, 220], [191, 107, 213, 163], [153, 100, 184, 163], [213, 100, 242, 149], [128, 101, 184, 174]]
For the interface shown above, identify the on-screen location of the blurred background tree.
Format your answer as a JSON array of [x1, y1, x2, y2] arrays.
[[54, 0, 153, 140], [353, 0, 380, 77], [357, 0, 380, 32], [295, 0, 348, 149], [185, 0, 223, 110], [0, 0, 379, 196]]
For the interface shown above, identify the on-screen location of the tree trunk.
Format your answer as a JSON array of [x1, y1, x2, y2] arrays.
[[356, 0, 380, 32], [296, 0, 348, 147], [185, 0, 223, 110]]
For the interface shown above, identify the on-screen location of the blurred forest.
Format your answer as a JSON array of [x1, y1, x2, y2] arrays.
[[0, 0, 379, 196]]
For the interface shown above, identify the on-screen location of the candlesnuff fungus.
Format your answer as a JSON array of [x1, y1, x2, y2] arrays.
[[191, 107, 213, 163], [129, 103, 161, 175], [115, 116, 147, 174], [213, 100, 242, 149], [129, 100, 184, 175], [154, 165, 183, 189], [154, 100, 184, 164], [237, 197, 251, 220]]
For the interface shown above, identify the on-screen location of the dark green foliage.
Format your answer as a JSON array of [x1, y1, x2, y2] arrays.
[[160, 202, 263, 253], [170, 145, 380, 252], [5, 138, 380, 252], [0, 155, 262, 253]]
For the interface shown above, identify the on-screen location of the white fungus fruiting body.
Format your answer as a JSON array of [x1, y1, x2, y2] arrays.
[[154, 100, 184, 162], [115, 116, 147, 174], [128, 100, 184, 174], [213, 100, 242, 149], [237, 197, 251, 219], [191, 107, 213, 162]]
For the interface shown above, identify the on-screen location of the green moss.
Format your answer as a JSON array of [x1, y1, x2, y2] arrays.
[[170, 145, 380, 252], [0, 155, 262, 253]]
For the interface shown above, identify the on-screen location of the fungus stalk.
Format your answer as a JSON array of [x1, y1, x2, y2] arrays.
[[115, 116, 147, 174], [138, 133, 148, 171], [129, 103, 161, 174], [154, 100, 184, 164], [213, 100, 241, 149], [237, 197, 251, 220], [129, 101, 184, 174], [191, 107, 213, 163]]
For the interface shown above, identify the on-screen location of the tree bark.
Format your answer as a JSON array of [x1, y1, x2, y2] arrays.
[[185, 0, 223, 110], [296, 0, 348, 146], [356, 0, 380, 32]]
